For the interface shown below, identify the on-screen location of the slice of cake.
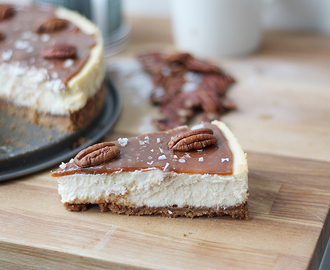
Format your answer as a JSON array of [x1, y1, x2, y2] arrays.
[[0, 4, 105, 132], [52, 120, 249, 219]]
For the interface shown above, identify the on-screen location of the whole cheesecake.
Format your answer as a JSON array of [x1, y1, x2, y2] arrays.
[[52, 120, 249, 219], [0, 4, 105, 132]]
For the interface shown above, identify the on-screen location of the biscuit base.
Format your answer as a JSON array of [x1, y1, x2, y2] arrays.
[[64, 202, 249, 220], [0, 83, 106, 133]]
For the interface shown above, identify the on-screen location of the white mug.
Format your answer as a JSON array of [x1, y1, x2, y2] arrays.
[[170, 0, 262, 58]]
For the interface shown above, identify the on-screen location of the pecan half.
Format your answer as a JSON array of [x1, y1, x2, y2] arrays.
[[138, 52, 236, 131], [168, 128, 218, 151], [0, 5, 15, 21], [74, 142, 120, 167], [36, 17, 69, 33], [40, 44, 76, 59]]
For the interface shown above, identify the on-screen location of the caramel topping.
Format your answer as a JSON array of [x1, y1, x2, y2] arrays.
[[52, 123, 233, 176], [0, 5, 96, 86]]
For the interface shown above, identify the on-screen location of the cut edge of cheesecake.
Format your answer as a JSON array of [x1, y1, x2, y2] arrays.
[[53, 120, 249, 219]]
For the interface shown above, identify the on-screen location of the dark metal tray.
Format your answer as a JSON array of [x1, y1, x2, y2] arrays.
[[0, 76, 121, 181]]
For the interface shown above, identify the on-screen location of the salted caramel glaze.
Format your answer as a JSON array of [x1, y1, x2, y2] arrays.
[[52, 123, 233, 176], [0, 4, 95, 85]]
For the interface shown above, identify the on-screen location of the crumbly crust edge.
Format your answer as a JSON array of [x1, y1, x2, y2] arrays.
[[64, 202, 249, 220]]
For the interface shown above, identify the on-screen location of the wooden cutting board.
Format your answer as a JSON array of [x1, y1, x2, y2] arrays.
[[0, 152, 329, 270]]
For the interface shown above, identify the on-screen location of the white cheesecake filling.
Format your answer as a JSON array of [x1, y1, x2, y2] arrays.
[[0, 7, 104, 115], [56, 121, 249, 208], [57, 168, 248, 208]]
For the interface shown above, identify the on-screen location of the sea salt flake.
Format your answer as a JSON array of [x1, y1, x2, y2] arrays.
[[183, 71, 203, 83], [191, 123, 205, 130], [1, 49, 13, 61], [59, 162, 66, 169], [221, 158, 229, 162], [178, 158, 186, 163], [185, 153, 191, 158], [163, 162, 170, 171], [147, 161, 154, 165], [153, 87, 165, 98], [144, 136, 149, 144], [139, 136, 149, 146], [158, 155, 167, 160], [26, 46, 34, 53], [168, 210, 173, 214], [118, 138, 128, 147], [156, 138, 161, 143], [40, 34, 50, 43], [51, 72, 59, 79], [14, 40, 30, 50], [173, 155, 178, 159], [198, 157, 204, 162], [21, 31, 33, 39], [182, 81, 199, 93], [69, 159, 74, 163], [161, 66, 171, 76], [63, 59, 74, 68], [151, 149, 154, 152], [159, 147, 164, 153], [197, 149, 203, 152]]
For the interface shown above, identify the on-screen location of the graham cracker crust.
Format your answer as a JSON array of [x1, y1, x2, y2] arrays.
[[64, 202, 249, 220], [0, 83, 106, 133]]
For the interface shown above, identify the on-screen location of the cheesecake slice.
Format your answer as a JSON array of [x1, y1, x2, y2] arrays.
[[0, 4, 105, 132], [51, 120, 249, 219]]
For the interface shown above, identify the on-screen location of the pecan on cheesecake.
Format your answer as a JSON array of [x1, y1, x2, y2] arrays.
[[0, 4, 105, 132], [52, 120, 249, 219]]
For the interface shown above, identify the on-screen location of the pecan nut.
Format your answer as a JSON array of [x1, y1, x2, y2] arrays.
[[168, 128, 217, 151], [40, 44, 76, 59], [0, 5, 15, 21], [36, 17, 69, 33], [74, 142, 120, 167]]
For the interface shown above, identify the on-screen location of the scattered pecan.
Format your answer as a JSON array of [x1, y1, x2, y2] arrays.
[[150, 74, 186, 104], [200, 73, 235, 96], [168, 128, 218, 151], [0, 32, 5, 42], [155, 88, 235, 130], [0, 5, 15, 21], [138, 52, 168, 75], [36, 17, 69, 33], [138, 52, 236, 130], [185, 56, 221, 73], [40, 44, 76, 59], [74, 142, 120, 167]]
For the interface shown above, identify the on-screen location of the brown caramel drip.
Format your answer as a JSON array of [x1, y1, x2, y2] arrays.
[[0, 5, 95, 86], [52, 123, 233, 176]]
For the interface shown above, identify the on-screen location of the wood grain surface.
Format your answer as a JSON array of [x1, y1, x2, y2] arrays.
[[1, 17, 330, 269], [0, 153, 329, 269]]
